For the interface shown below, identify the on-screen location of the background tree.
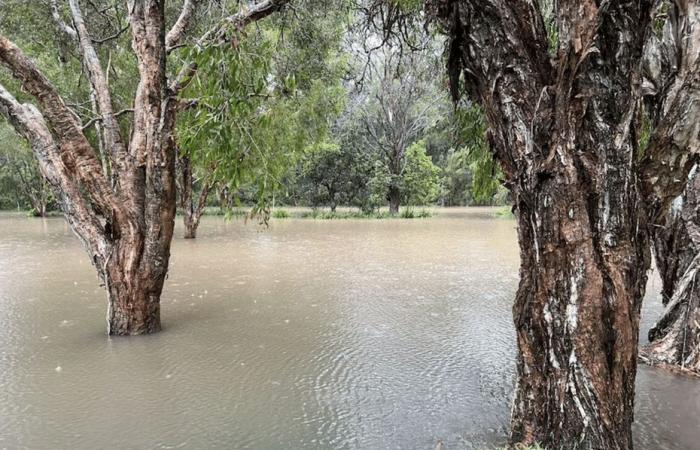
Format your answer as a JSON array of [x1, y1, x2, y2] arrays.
[[360, 47, 447, 214], [177, 0, 346, 223]]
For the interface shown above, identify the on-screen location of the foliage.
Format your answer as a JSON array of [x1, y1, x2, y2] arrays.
[[295, 142, 364, 210], [177, 12, 346, 220], [454, 104, 503, 205], [0, 121, 55, 213], [269, 208, 432, 219], [401, 140, 442, 205]]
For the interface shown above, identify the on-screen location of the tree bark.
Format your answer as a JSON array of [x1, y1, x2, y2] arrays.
[[642, 166, 700, 374], [425, 0, 700, 447], [1, 1, 287, 335], [178, 154, 213, 239], [388, 185, 400, 214]]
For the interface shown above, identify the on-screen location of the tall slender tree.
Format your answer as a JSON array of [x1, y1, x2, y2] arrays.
[[0, 0, 289, 335], [428, 0, 700, 448]]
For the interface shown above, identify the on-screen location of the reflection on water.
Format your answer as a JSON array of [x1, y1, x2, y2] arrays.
[[0, 209, 697, 450]]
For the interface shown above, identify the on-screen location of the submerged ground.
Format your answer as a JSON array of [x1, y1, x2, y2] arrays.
[[0, 208, 697, 449]]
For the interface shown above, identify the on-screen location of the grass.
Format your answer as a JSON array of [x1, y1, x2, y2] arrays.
[[494, 206, 515, 219], [494, 445, 545, 450], [272, 208, 434, 220], [272, 209, 290, 219]]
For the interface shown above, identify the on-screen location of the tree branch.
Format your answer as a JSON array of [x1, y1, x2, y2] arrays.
[[50, 0, 78, 40], [170, 0, 291, 95], [68, 0, 129, 175], [0, 82, 108, 262], [166, 0, 200, 52], [0, 34, 124, 222]]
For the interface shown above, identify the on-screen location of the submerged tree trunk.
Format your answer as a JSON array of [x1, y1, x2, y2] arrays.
[[642, 167, 700, 374], [511, 180, 649, 448], [1, 1, 288, 335], [178, 155, 213, 239], [104, 241, 166, 335], [388, 185, 400, 215], [429, 0, 699, 447]]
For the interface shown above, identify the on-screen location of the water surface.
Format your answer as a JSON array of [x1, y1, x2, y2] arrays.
[[0, 209, 697, 449]]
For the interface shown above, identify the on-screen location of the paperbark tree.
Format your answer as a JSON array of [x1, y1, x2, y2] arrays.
[[0, 0, 289, 335], [428, 0, 700, 448]]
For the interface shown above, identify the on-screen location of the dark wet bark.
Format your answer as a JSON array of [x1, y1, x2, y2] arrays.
[[642, 167, 700, 374], [428, 0, 700, 448], [639, 1, 700, 374], [388, 185, 400, 215]]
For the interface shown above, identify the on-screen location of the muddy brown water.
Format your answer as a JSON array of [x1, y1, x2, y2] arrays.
[[0, 209, 698, 450]]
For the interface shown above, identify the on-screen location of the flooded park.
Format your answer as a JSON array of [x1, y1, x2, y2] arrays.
[[1, 209, 698, 449]]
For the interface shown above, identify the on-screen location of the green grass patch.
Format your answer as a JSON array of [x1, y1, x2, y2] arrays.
[[272, 208, 433, 220], [494, 206, 514, 219], [272, 209, 290, 219]]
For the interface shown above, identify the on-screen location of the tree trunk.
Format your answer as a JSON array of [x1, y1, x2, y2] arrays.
[[178, 154, 212, 239], [427, 1, 672, 447], [104, 251, 164, 335], [642, 166, 700, 374], [388, 186, 400, 215], [510, 179, 649, 449], [1, 0, 289, 336]]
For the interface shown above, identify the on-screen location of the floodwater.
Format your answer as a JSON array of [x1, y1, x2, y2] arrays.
[[0, 209, 698, 450]]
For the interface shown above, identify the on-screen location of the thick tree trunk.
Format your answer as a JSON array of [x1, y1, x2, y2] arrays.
[[511, 180, 649, 449], [642, 167, 700, 374], [427, 1, 668, 447], [388, 186, 400, 215], [105, 259, 164, 335]]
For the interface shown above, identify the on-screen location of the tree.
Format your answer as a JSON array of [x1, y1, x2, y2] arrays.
[[177, 0, 346, 221], [638, 2, 700, 375], [0, 0, 290, 335], [399, 139, 442, 206], [296, 142, 357, 211], [428, 0, 700, 448], [360, 47, 447, 214], [176, 153, 214, 239]]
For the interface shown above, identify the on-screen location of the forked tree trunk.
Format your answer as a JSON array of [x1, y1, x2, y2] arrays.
[[642, 167, 700, 374], [178, 155, 213, 239], [2, 1, 288, 335], [104, 243, 166, 335]]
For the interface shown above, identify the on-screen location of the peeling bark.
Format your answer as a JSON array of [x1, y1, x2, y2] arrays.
[[643, 166, 700, 374], [639, 1, 700, 374], [428, 0, 700, 447], [0, 1, 288, 335]]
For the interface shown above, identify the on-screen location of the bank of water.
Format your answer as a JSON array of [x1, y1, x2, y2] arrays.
[[0, 209, 697, 449]]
